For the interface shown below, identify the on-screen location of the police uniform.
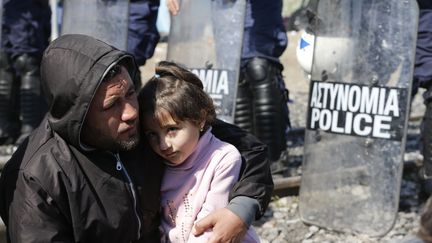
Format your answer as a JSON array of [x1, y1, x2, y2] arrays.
[[235, 0, 290, 163], [128, 0, 160, 67], [0, 0, 50, 145], [415, 0, 432, 195]]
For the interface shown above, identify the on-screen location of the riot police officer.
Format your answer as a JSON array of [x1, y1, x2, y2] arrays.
[[234, 0, 290, 168], [0, 0, 50, 145]]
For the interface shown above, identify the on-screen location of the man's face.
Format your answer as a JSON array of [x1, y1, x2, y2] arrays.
[[81, 65, 140, 151]]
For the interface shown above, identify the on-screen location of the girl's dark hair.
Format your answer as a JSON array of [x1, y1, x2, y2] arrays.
[[138, 61, 216, 127]]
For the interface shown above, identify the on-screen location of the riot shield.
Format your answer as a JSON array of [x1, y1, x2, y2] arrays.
[[167, 0, 246, 123], [49, 0, 59, 41], [299, 0, 418, 237], [61, 0, 129, 50]]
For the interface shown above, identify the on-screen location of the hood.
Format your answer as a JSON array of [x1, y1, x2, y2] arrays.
[[40, 34, 137, 148]]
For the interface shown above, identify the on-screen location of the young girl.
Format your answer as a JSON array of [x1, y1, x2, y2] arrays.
[[138, 61, 260, 243]]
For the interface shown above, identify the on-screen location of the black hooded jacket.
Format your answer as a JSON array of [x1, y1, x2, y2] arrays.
[[0, 34, 273, 243]]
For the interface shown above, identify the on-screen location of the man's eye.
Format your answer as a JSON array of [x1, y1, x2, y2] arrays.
[[103, 104, 113, 111], [126, 89, 136, 97], [103, 101, 116, 110]]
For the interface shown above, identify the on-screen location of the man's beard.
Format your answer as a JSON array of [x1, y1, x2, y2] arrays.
[[81, 124, 141, 152], [115, 132, 140, 151]]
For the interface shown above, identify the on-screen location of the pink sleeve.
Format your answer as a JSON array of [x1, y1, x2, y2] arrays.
[[187, 146, 242, 242]]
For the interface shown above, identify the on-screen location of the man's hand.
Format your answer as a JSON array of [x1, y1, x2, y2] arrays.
[[192, 208, 248, 243], [166, 0, 180, 15]]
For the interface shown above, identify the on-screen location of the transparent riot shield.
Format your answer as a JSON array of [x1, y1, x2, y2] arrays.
[[49, 0, 59, 41], [167, 0, 246, 123], [61, 0, 129, 50], [299, 0, 418, 236]]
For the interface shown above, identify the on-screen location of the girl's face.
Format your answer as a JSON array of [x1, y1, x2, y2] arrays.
[[142, 112, 204, 165]]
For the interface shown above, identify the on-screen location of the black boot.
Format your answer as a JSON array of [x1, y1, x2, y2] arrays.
[[13, 54, 47, 145], [0, 52, 19, 145], [246, 57, 289, 163]]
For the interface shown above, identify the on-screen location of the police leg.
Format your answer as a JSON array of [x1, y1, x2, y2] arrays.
[[0, 52, 19, 144], [14, 54, 47, 145], [419, 95, 432, 197], [247, 57, 288, 165], [234, 72, 254, 133]]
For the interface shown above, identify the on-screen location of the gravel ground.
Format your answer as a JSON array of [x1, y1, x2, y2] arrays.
[[250, 92, 427, 243]]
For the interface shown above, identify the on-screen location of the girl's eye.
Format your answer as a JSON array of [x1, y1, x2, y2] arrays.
[[167, 127, 179, 133]]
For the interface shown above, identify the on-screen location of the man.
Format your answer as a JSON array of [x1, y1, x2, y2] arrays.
[[0, 34, 272, 242]]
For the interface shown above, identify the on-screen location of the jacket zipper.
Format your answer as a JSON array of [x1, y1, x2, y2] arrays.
[[114, 153, 142, 239]]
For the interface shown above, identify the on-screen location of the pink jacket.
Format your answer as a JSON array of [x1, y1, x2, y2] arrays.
[[160, 128, 260, 242]]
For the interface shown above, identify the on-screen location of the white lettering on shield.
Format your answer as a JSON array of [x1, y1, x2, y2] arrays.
[[309, 81, 400, 139], [191, 69, 229, 95]]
